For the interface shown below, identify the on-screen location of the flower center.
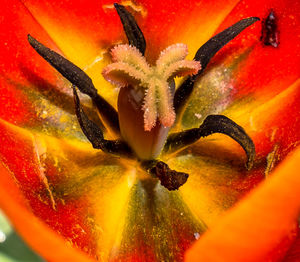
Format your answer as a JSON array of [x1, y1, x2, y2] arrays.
[[27, 3, 258, 190], [102, 43, 201, 159]]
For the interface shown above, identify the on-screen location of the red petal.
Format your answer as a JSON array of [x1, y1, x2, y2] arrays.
[[0, 161, 94, 261], [0, 0, 299, 260], [214, 0, 300, 98], [283, 229, 300, 262], [224, 78, 300, 165], [0, 119, 101, 253], [0, 0, 70, 126]]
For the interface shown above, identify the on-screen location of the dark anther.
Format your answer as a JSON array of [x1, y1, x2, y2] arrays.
[[73, 85, 133, 158], [28, 34, 120, 134], [28, 34, 97, 98], [174, 17, 260, 116], [164, 115, 256, 170], [114, 3, 146, 55], [261, 10, 279, 48], [142, 160, 189, 190]]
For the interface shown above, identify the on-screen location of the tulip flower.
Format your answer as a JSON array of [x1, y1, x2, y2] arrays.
[[0, 0, 299, 261]]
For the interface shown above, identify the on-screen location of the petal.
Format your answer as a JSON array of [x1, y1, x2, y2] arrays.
[[0, 0, 65, 126], [0, 0, 299, 261], [21, 0, 121, 67], [22, 0, 241, 60], [0, 0, 98, 140], [167, 141, 263, 227], [180, 0, 300, 130], [216, 0, 300, 98], [141, 0, 241, 60], [283, 231, 300, 262], [185, 146, 300, 262], [226, 78, 300, 162], [175, 79, 300, 227], [109, 180, 207, 261], [0, 119, 132, 260], [0, 161, 94, 262]]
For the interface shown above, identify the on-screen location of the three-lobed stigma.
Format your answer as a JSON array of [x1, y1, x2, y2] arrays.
[[102, 43, 201, 131]]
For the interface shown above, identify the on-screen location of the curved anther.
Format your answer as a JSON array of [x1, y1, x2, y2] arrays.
[[174, 17, 260, 115], [141, 160, 189, 190], [114, 3, 146, 55], [27, 34, 120, 135], [73, 86, 133, 158], [163, 115, 256, 170]]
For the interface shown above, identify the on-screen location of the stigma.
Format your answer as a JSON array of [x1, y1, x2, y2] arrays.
[[102, 43, 201, 131]]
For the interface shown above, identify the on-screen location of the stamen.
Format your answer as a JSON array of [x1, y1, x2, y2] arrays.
[[153, 161, 189, 191], [142, 160, 189, 190], [73, 86, 133, 157], [174, 17, 260, 116], [27, 35, 120, 135], [28, 34, 97, 98], [114, 3, 146, 55], [163, 115, 256, 170]]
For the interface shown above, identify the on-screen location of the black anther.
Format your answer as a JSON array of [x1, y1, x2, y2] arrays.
[[28, 35, 120, 134], [73, 85, 133, 157], [164, 115, 255, 170], [114, 3, 146, 55], [174, 17, 260, 115]]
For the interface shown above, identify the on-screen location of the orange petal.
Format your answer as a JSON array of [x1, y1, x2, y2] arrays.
[[22, 0, 240, 61], [185, 146, 300, 262]]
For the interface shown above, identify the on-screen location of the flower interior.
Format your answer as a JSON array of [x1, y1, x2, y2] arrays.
[[27, 3, 258, 191]]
